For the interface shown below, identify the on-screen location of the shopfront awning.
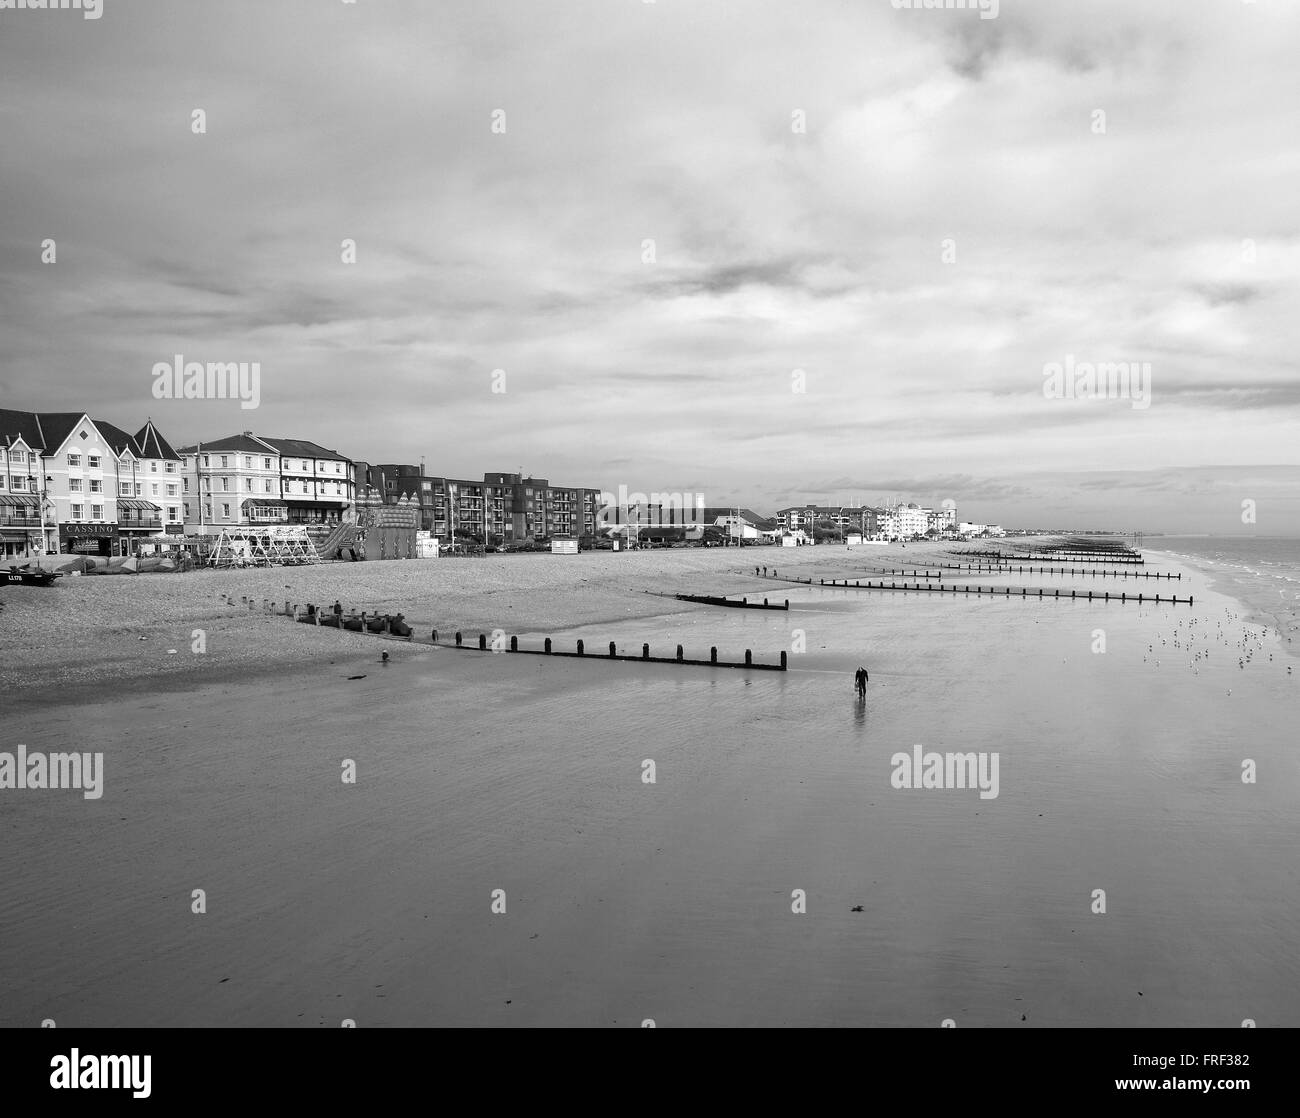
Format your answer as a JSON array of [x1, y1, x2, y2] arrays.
[[117, 498, 161, 511], [0, 530, 33, 542], [0, 494, 39, 508]]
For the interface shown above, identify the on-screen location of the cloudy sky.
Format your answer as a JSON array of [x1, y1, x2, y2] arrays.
[[1, 0, 1297, 533]]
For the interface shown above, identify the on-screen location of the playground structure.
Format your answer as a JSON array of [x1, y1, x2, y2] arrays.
[[207, 526, 322, 568]]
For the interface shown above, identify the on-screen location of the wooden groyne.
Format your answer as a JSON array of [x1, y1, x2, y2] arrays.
[[944, 565, 1179, 580], [431, 630, 787, 670], [958, 550, 1144, 565], [274, 603, 787, 671], [752, 573, 1191, 605], [671, 592, 790, 611]]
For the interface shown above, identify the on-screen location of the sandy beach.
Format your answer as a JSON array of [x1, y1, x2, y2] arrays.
[[2, 540, 977, 703], [3, 539, 1297, 1027]]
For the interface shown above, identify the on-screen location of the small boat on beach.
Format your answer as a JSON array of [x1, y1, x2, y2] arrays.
[[4, 565, 63, 587], [366, 615, 390, 633]]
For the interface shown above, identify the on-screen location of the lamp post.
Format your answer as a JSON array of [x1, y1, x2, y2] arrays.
[[28, 463, 52, 564]]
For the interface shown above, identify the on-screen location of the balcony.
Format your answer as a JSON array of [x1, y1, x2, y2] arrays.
[[0, 515, 42, 527], [119, 518, 163, 531]]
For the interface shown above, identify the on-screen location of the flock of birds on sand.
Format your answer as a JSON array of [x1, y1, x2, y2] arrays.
[[1141, 605, 1294, 694]]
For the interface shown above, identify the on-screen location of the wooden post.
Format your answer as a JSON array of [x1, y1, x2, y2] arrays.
[[455, 631, 462, 645], [609, 641, 616, 657], [745, 650, 753, 666], [432, 629, 438, 642], [544, 637, 552, 654], [577, 639, 584, 656], [479, 633, 487, 650], [511, 635, 518, 651], [780, 651, 787, 670], [711, 646, 717, 664], [642, 643, 650, 660], [676, 644, 683, 662]]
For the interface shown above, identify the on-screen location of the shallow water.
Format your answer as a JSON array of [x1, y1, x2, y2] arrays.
[[1, 551, 1295, 1026]]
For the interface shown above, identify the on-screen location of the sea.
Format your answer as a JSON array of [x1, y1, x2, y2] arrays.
[[1, 538, 1296, 1027]]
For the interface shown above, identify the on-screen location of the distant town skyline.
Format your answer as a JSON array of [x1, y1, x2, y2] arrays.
[[2, 0, 1297, 534]]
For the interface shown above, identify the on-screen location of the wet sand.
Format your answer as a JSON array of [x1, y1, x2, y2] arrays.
[[2, 542, 1296, 1026]]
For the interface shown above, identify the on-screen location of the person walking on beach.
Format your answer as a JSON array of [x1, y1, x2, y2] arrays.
[[333, 600, 342, 620], [854, 666, 868, 697]]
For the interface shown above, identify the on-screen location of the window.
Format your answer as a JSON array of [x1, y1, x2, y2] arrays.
[[150, 461, 157, 473], [184, 502, 191, 520], [0, 476, 5, 489], [91, 504, 103, 520], [221, 478, 229, 492], [11, 476, 25, 491], [244, 457, 252, 469], [301, 460, 308, 471], [70, 479, 84, 493], [264, 480, 273, 493], [167, 508, 179, 523], [220, 456, 228, 468], [221, 503, 231, 520], [119, 482, 131, 495], [167, 484, 177, 497], [68, 453, 81, 467], [202, 455, 209, 467], [89, 480, 103, 494], [71, 503, 83, 519], [135, 483, 142, 497], [335, 463, 341, 473], [203, 503, 212, 520], [183, 478, 189, 493], [263, 457, 272, 470], [88, 455, 101, 468], [165, 461, 176, 473], [151, 483, 159, 496]]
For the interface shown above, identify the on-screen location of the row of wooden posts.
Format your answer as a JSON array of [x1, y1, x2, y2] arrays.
[[268, 599, 788, 671], [430, 630, 787, 671], [939, 565, 1178, 579], [674, 592, 790, 611], [960, 551, 1144, 565], [767, 574, 1191, 605]]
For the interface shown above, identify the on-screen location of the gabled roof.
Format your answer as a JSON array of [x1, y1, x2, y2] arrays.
[[257, 437, 349, 462], [698, 507, 777, 530], [93, 420, 140, 458], [0, 409, 46, 450], [134, 419, 182, 461], [35, 413, 91, 455], [174, 434, 277, 455]]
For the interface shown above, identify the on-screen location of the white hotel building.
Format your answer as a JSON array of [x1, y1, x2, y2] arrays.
[[175, 432, 353, 533]]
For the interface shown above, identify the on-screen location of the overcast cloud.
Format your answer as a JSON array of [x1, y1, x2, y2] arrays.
[[1, 0, 1297, 532]]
